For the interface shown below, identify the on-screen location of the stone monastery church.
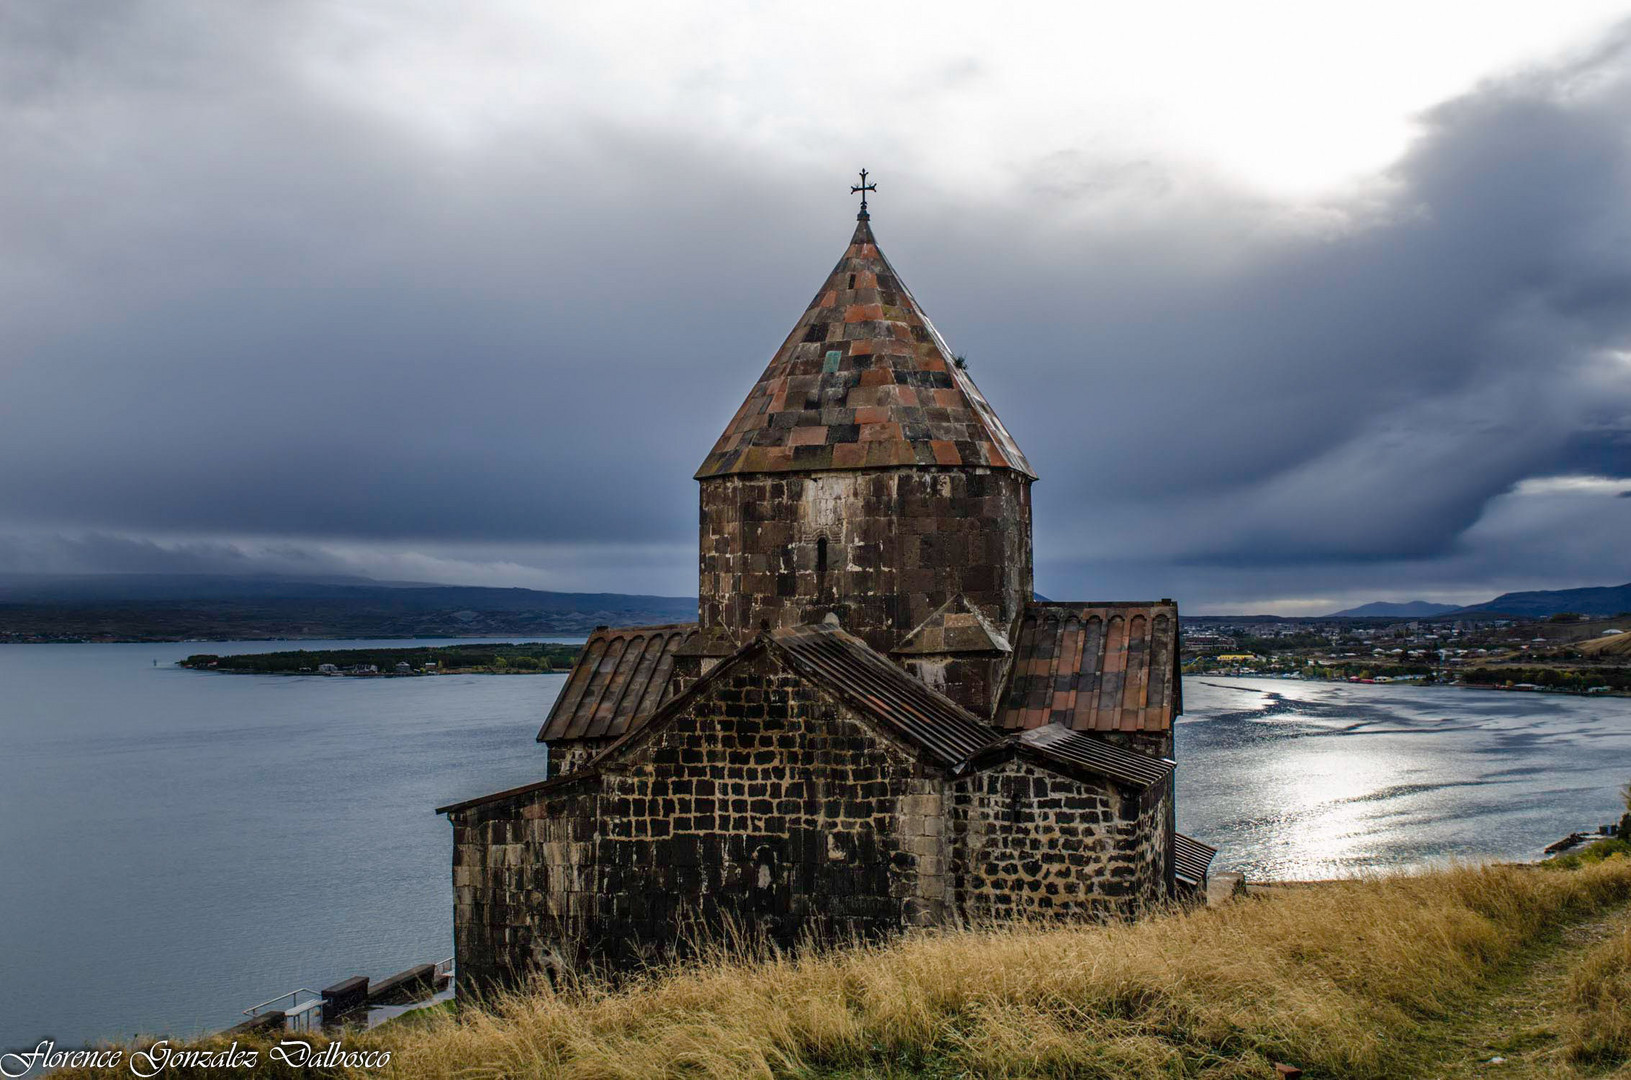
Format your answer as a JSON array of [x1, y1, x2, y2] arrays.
[[439, 191, 1214, 989]]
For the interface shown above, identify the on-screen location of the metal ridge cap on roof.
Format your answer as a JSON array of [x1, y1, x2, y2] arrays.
[[769, 625, 998, 764], [778, 633, 955, 748], [1012, 724, 1175, 788]]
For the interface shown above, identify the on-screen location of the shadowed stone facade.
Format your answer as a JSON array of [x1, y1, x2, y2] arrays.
[[440, 207, 1210, 993], [446, 628, 1178, 986], [950, 757, 1173, 920]]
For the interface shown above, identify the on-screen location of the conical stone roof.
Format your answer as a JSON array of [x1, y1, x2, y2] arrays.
[[695, 217, 1035, 480]]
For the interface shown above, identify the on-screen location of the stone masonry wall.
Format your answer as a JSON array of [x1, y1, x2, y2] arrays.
[[949, 756, 1172, 921], [449, 777, 600, 994], [587, 649, 950, 967], [545, 740, 610, 779], [455, 658, 1176, 987], [1093, 729, 1175, 761], [698, 468, 1032, 656], [1132, 770, 1175, 903], [898, 655, 1005, 721]]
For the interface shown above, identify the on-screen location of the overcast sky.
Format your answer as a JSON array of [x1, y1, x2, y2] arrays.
[[3, 2, 1630, 614]]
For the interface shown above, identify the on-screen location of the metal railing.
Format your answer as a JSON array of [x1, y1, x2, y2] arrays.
[[243, 988, 325, 1031], [240, 960, 454, 1037], [243, 988, 320, 1018]]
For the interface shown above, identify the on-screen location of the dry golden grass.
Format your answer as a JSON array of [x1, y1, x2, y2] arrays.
[[1576, 632, 1631, 657], [1564, 922, 1631, 1067], [55, 857, 1631, 1080]]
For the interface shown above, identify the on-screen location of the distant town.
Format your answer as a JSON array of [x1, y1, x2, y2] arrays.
[[1181, 612, 1631, 694]]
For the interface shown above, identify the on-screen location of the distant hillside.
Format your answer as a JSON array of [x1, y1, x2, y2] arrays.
[[1325, 600, 1462, 618], [1575, 629, 1631, 657], [1455, 582, 1631, 618], [0, 574, 697, 642]]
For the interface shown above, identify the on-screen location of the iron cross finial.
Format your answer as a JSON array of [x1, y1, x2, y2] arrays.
[[850, 168, 877, 219]]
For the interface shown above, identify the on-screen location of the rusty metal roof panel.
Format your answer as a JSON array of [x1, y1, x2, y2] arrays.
[[996, 601, 1181, 734], [537, 623, 698, 743], [695, 218, 1035, 480], [769, 622, 999, 765], [1016, 723, 1175, 789], [1174, 832, 1218, 886]]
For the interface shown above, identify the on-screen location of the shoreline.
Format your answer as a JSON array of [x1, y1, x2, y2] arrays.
[[186, 667, 568, 677], [1189, 671, 1631, 698]]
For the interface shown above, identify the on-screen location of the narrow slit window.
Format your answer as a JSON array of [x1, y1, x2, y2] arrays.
[[816, 536, 828, 574]]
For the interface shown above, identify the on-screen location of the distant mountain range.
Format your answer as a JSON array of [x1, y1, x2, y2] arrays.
[[6, 573, 1631, 642], [1324, 582, 1631, 620], [1453, 582, 1631, 618], [0, 574, 697, 642], [1325, 601, 1463, 618]]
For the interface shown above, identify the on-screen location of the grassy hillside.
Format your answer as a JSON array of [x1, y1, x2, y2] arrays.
[[1579, 631, 1631, 658], [53, 858, 1631, 1080]]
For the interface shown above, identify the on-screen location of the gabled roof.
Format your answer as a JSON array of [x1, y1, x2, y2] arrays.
[[673, 624, 738, 658], [1013, 723, 1175, 789], [694, 217, 1034, 480], [769, 622, 998, 765], [892, 594, 1012, 656], [1174, 833, 1218, 887], [537, 623, 696, 743], [996, 601, 1181, 735], [448, 617, 1183, 815]]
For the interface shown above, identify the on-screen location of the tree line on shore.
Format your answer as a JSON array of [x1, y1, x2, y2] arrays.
[[180, 642, 583, 674]]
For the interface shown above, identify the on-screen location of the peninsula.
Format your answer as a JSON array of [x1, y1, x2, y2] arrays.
[[180, 641, 581, 675]]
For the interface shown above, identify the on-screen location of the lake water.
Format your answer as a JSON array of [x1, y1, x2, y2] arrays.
[[1180, 677, 1630, 879], [3, 646, 1629, 1051]]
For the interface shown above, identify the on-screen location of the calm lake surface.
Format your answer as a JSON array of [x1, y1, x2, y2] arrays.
[[3, 646, 1629, 1050]]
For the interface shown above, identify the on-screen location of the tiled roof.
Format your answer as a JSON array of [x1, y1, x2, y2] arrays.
[[537, 623, 696, 743], [1014, 723, 1175, 789], [892, 594, 1012, 656], [996, 602, 1181, 734], [695, 217, 1034, 480], [1174, 833, 1218, 886], [769, 621, 998, 765]]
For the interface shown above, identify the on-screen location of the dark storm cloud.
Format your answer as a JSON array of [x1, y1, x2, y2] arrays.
[[0, 4, 1628, 607], [0, 533, 339, 577]]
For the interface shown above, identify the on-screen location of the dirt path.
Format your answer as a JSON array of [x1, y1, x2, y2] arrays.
[[1422, 903, 1631, 1079]]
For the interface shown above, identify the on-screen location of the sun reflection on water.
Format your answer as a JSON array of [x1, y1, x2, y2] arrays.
[[1175, 677, 1631, 880]]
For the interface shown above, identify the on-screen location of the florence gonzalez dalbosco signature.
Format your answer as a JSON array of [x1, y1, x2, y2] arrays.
[[1, 1039, 392, 1076]]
